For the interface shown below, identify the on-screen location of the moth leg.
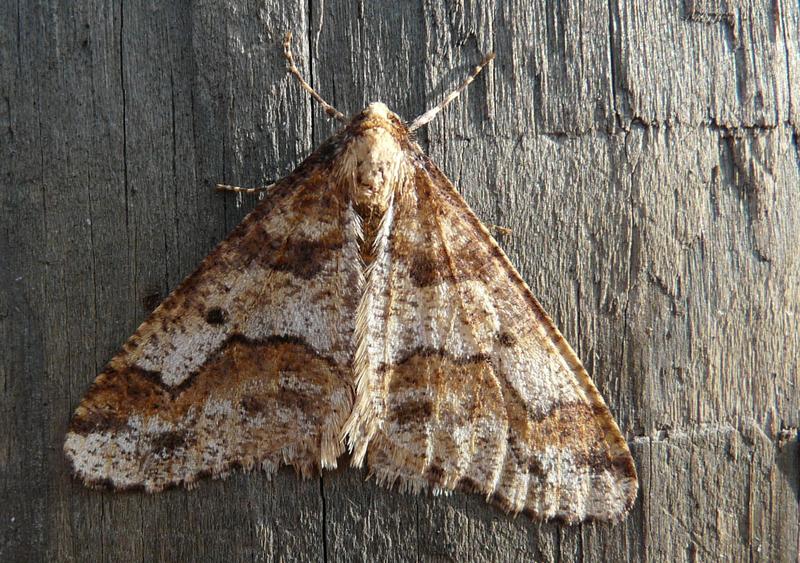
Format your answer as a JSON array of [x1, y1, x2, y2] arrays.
[[215, 182, 275, 194], [490, 224, 512, 237]]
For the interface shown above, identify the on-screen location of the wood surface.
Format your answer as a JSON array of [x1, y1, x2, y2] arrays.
[[1, 0, 797, 561]]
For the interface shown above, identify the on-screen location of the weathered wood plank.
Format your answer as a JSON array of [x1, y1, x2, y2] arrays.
[[1, 0, 797, 561]]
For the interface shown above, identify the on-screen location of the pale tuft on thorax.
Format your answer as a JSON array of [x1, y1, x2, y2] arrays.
[[336, 104, 412, 215]]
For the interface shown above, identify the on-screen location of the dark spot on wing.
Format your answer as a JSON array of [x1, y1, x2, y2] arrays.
[[205, 307, 227, 325], [240, 395, 267, 415], [497, 331, 517, 347], [408, 250, 450, 287], [527, 456, 546, 478], [150, 430, 189, 453], [389, 400, 433, 428]]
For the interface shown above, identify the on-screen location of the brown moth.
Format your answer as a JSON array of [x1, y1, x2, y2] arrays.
[[64, 33, 638, 523]]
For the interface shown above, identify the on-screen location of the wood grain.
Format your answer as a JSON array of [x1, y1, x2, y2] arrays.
[[1, 0, 797, 561]]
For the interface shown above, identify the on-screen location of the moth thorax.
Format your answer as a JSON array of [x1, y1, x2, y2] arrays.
[[345, 126, 408, 216]]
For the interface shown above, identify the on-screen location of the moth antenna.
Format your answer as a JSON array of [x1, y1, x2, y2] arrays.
[[490, 224, 512, 237], [409, 51, 495, 131], [283, 32, 347, 124], [215, 182, 275, 195]]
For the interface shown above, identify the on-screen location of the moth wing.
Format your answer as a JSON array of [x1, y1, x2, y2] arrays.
[[345, 155, 637, 522], [65, 144, 360, 491]]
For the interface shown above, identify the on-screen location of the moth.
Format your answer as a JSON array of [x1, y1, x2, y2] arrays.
[[64, 33, 638, 523]]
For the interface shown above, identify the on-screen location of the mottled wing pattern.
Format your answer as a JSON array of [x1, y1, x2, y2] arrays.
[[346, 153, 637, 522], [64, 142, 361, 492]]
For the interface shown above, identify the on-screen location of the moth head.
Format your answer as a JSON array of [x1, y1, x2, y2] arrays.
[[351, 102, 406, 131], [339, 103, 412, 213]]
